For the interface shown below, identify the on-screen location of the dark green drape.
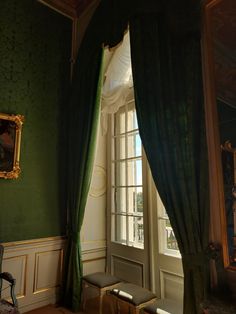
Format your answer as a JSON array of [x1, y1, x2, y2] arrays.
[[63, 27, 104, 314], [62, 1, 129, 311], [130, 6, 210, 314], [62, 0, 210, 312]]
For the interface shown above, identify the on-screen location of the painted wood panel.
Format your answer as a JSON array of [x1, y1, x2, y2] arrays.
[[111, 255, 144, 286], [160, 269, 184, 302], [2, 236, 106, 313]]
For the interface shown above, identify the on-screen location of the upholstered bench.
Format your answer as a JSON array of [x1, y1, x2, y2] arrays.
[[142, 298, 183, 314], [111, 282, 156, 314], [82, 272, 121, 314]]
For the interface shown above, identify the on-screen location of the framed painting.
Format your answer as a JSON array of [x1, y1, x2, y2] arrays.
[[0, 113, 24, 179]]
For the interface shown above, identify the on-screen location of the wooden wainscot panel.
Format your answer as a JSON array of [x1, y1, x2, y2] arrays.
[[34, 249, 63, 294], [111, 255, 144, 287], [82, 245, 106, 275], [160, 269, 184, 302], [2, 255, 27, 299], [2, 236, 66, 313]]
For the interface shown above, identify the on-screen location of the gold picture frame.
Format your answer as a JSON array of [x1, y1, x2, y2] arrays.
[[0, 113, 24, 179]]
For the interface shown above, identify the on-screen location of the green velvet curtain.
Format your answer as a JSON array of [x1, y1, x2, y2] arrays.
[[62, 23, 104, 314], [62, 0, 210, 313], [62, 1, 129, 310], [129, 5, 210, 314]]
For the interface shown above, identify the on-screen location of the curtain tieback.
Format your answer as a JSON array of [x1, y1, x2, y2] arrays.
[[69, 232, 80, 243], [182, 243, 222, 270]]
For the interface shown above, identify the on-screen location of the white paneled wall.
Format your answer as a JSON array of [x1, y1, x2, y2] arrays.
[[81, 126, 107, 274], [2, 237, 65, 313], [159, 269, 184, 302], [2, 236, 106, 313]]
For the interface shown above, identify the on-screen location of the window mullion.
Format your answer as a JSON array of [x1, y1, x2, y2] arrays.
[[125, 105, 129, 246]]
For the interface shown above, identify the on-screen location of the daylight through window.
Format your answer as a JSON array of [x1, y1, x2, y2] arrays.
[[111, 104, 144, 248]]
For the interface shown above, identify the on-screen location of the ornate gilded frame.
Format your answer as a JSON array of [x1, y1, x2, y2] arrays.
[[203, 0, 236, 269], [0, 113, 24, 179]]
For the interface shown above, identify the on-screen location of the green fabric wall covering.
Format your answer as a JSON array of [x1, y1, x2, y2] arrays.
[[0, 0, 71, 242]]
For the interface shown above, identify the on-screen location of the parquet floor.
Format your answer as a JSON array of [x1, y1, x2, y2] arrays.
[[24, 295, 112, 314], [25, 304, 82, 314]]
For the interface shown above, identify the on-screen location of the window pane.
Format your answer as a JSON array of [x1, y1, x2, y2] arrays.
[[114, 161, 126, 186], [127, 187, 143, 214], [112, 187, 126, 213], [128, 216, 144, 248], [115, 110, 125, 135], [127, 132, 141, 158], [112, 214, 126, 244], [111, 106, 144, 248], [166, 223, 179, 251], [127, 159, 142, 186], [114, 135, 126, 160], [127, 109, 138, 132]]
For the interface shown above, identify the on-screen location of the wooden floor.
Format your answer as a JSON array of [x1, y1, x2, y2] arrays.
[[24, 291, 129, 314], [25, 304, 84, 314], [24, 295, 112, 314]]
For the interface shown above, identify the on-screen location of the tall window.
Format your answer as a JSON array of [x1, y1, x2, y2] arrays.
[[110, 103, 144, 249], [109, 103, 179, 255]]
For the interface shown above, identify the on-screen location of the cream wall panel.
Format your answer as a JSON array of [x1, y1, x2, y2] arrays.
[[82, 246, 106, 275], [2, 237, 107, 312], [81, 196, 106, 243], [81, 126, 107, 277], [160, 269, 184, 302], [2, 255, 27, 299], [34, 249, 62, 293], [111, 255, 144, 286], [83, 258, 106, 275], [2, 237, 66, 313]]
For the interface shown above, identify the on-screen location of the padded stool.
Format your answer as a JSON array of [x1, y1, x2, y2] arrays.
[[142, 298, 183, 314], [111, 282, 156, 314], [82, 272, 121, 314]]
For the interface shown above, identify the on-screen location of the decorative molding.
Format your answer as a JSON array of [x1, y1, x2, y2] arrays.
[[159, 269, 184, 301], [2, 237, 66, 313], [33, 249, 63, 293], [2, 237, 107, 312], [37, 0, 77, 19], [2, 236, 67, 251], [81, 239, 106, 253], [2, 255, 27, 299], [111, 255, 144, 287], [89, 165, 107, 197], [202, 0, 230, 268]]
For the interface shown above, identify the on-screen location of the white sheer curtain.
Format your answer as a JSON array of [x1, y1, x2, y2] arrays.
[[101, 31, 133, 133]]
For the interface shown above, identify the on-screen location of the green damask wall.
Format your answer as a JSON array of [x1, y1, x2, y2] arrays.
[[0, 0, 71, 242]]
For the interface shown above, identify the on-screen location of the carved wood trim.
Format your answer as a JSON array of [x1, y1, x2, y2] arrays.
[[202, 0, 230, 268], [38, 0, 77, 18]]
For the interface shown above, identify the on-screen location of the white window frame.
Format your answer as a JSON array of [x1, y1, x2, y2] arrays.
[[109, 101, 145, 249], [108, 101, 180, 257], [157, 193, 181, 258]]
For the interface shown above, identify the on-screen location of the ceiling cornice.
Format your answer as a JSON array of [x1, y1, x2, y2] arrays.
[[38, 0, 77, 19], [38, 0, 94, 19]]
